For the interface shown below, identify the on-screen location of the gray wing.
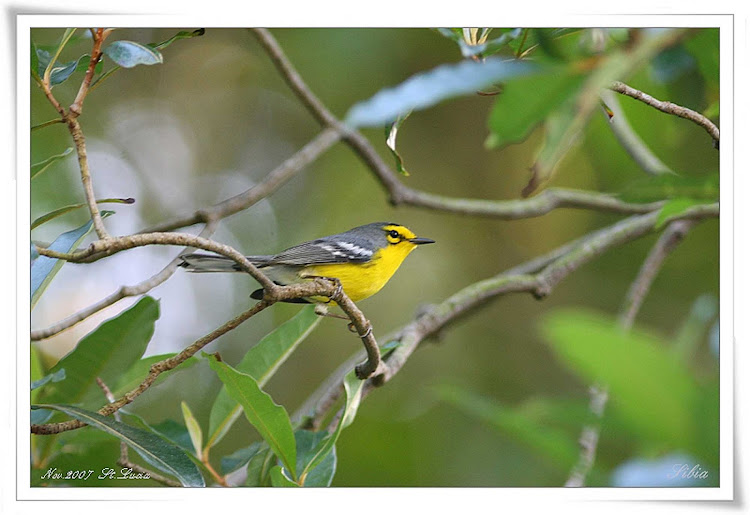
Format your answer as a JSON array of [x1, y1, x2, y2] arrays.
[[268, 238, 374, 265]]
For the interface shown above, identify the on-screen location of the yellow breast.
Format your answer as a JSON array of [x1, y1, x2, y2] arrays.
[[302, 242, 418, 302]]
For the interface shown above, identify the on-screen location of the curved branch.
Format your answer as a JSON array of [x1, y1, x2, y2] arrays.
[[251, 28, 670, 221], [611, 80, 720, 145], [31, 222, 219, 341], [142, 128, 340, 233], [301, 203, 718, 428]]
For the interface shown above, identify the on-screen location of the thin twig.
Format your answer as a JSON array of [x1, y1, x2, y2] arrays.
[[611, 80, 720, 145], [600, 90, 674, 176], [565, 219, 696, 487], [141, 128, 340, 233]]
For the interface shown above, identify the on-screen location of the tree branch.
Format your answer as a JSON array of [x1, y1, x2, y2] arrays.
[[600, 89, 674, 176], [564, 219, 697, 487], [610, 80, 720, 145], [250, 28, 671, 220], [142, 127, 341, 233], [299, 204, 718, 429], [31, 222, 219, 341]]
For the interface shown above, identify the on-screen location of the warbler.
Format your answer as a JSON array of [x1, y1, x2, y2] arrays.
[[179, 222, 434, 304]]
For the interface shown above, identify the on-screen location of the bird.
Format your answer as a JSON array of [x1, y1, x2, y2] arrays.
[[179, 222, 435, 305]]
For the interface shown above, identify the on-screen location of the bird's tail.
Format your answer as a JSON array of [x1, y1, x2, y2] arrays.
[[178, 253, 272, 273]]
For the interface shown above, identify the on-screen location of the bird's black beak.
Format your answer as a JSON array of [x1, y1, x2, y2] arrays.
[[409, 237, 435, 245]]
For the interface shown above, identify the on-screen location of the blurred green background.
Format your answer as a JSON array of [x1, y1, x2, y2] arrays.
[[30, 28, 719, 486]]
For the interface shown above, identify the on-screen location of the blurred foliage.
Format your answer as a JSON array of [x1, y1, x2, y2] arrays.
[[30, 27, 719, 487]]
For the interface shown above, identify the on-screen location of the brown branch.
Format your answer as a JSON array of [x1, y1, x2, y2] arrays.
[[251, 27, 669, 220], [142, 128, 341, 233], [69, 28, 107, 118], [300, 204, 718, 429], [32, 270, 385, 435], [32, 301, 271, 435], [31, 222, 219, 341], [565, 219, 696, 487], [94, 377, 182, 487], [611, 80, 720, 145]]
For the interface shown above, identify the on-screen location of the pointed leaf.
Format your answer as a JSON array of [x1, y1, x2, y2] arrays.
[[220, 442, 262, 475], [103, 40, 163, 68], [32, 197, 134, 230], [207, 355, 297, 480], [345, 57, 540, 128], [31, 368, 66, 391], [539, 309, 702, 451], [40, 297, 159, 408], [207, 306, 320, 448], [31, 147, 74, 180], [43, 28, 77, 84], [384, 111, 412, 176], [269, 466, 298, 487], [298, 370, 363, 480], [180, 402, 203, 459], [486, 68, 587, 148], [33, 404, 204, 487], [30, 212, 113, 309], [295, 430, 337, 487], [152, 28, 206, 50]]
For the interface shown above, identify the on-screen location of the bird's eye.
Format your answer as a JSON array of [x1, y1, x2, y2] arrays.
[[388, 229, 401, 241]]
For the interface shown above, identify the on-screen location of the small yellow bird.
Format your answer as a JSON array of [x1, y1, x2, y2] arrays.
[[179, 222, 434, 304]]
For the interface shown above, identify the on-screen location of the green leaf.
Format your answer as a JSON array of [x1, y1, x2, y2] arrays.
[[30, 212, 113, 309], [437, 385, 581, 469], [122, 414, 195, 453], [345, 57, 540, 128], [40, 297, 159, 408], [245, 447, 275, 486], [112, 353, 198, 399], [31, 147, 74, 180], [486, 67, 587, 149], [294, 430, 337, 487], [31, 197, 135, 230], [207, 355, 297, 480], [151, 28, 206, 50], [31, 368, 65, 391], [207, 306, 320, 449], [619, 173, 719, 203], [32, 404, 204, 487], [298, 370, 363, 481], [31, 39, 40, 82], [181, 401, 203, 460], [103, 40, 163, 68], [89, 29, 205, 93], [539, 309, 702, 451], [46, 54, 91, 85], [655, 198, 707, 228], [384, 110, 412, 176], [220, 442, 262, 475], [270, 466, 299, 487], [683, 29, 718, 87], [43, 28, 77, 84], [525, 52, 632, 196]]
